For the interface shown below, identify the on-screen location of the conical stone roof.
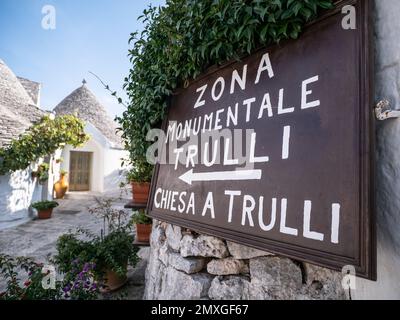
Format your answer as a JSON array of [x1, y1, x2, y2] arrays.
[[17, 76, 41, 107], [0, 59, 46, 148], [53, 82, 123, 148]]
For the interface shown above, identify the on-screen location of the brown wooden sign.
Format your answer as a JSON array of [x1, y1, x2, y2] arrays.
[[148, 0, 376, 279]]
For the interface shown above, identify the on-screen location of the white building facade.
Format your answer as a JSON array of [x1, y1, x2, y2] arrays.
[[0, 59, 57, 229], [0, 60, 127, 229], [54, 81, 128, 194]]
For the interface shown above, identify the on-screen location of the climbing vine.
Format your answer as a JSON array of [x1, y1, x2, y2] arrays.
[[118, 0, 334, 177], [0, 115, 89, 175]]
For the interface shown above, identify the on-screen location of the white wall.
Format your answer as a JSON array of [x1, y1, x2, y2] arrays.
[[61, 123, 127, 193], [354, 0, 400, 300], [0, 122, 124, 229], [103, 148, 128, 192], [0, 167, 40, 229], [48, 149, 63, 199], [0, 156, 60, 230]]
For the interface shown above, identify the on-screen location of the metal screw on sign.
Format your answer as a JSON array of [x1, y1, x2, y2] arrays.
[[375, 99, 400, 120], [341, 265, 356, 300]]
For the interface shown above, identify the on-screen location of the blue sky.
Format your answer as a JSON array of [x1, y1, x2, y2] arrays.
[[0, 0, 164, 118]]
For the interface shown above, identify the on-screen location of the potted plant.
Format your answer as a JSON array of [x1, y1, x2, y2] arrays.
[[54, 170, 69, 199], [126, 161, 153, 204], [130, 209, 152, 243], [31, 200, 59, 219], [54, 198, 139, 292]]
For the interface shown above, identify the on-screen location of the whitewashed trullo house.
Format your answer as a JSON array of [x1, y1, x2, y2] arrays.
[[0, 59, 127, 229]]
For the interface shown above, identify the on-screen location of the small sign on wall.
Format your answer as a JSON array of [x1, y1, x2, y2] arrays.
[[148, 0, 376, 280]]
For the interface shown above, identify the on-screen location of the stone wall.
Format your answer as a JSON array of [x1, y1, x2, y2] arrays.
[[144, 220, 346, 300], [353, 0, 400, 299]]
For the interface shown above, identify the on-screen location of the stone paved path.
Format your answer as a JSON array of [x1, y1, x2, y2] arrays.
[[0, 189, 148, 299]]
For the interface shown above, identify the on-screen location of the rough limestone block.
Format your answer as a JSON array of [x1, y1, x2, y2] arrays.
[[299, 263, 346, 300], [207, 257, 249, 275], [180, 234, 229, 258], [227, 241, 273, 259], [143, 247, 167, 300], [158, 243, 170, 266], [150, 221, 166, 250], [166, 224, 183, 251], [245, 256, 302, 300], [169, 252, 206, 274], [158, 266, 213, 300], [208, 276, 250, 300]]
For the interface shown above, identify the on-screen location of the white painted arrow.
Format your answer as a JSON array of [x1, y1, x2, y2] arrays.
[[179, 169, 262, 185]]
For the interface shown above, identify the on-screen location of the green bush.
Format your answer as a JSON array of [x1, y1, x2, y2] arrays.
[[55, 229, 138, 279], [31, 200, 59, 211], [0, 254, 99, 300], [126, 162, 153, 183], [32, 163, 50, 184], [0, 115, 89, 175], [117, 0, 334, 167], [54, 198, 139, 279]]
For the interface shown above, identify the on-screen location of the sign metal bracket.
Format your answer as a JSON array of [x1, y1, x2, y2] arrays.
[[375, 99, 400, 120]]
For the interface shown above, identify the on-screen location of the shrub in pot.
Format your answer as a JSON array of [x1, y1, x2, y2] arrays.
[[126, 162, 153, 204], [130, 209, 152, 243], [31, 200, 59, 219], [54, 198, 139, 292]]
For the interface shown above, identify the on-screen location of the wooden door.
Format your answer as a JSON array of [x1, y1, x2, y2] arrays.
[[69, 151, 92, 191]]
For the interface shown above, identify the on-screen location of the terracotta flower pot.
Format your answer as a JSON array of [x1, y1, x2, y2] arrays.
[[54, 173, 69, 199], [136, 223, 152, 243], [101, 269, 127, 292], [131, 182, 150, 204], [37, 208, 53, 219]]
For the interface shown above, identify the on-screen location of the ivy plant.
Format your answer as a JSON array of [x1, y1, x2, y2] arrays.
[[32, 162, 50, 184], [117, 0, 334, 170], [0, 115, 89, 175], [125, 162, 154, 183]]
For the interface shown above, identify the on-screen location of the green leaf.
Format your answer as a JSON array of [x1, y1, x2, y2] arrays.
[[111, 0, 335, 170]]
